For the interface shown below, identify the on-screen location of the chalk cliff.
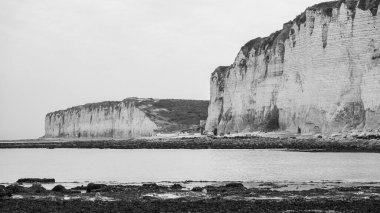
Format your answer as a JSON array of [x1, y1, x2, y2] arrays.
[[45, 98, 208, 138], [206, 0, 380, 136]]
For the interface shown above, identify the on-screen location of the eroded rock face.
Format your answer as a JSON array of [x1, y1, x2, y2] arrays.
[[45, 98, 209, 138], [206, 0, 380, 136]]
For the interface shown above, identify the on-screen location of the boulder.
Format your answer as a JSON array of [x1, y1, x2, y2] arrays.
[[52, 185, 66, 192], [191, 187, 203, 192], [29, 183, 46, 193], [6, 184, 27, 194], [0, 185, 7, 197], [142, 183, 159, 189], [86, 183, 107, 193], [70, 185, 87, 191], [171, 184, 183, 190], [225, 182, 245, 188]]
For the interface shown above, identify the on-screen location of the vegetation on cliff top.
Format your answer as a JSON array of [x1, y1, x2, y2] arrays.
[[358, 0, 380, 15], [46, 101, 121, 117], [135, 99, 209, 126], [211, 66, 231, 92], [239, 0, 379, 61]]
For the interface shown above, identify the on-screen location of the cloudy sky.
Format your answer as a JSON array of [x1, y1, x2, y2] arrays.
[[0, 0, 323, 139]]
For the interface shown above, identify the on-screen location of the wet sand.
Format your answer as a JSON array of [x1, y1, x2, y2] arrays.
[[1, 181, 380, 212]]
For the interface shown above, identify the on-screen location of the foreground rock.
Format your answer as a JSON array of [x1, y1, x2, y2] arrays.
[[5, 185, 27, 194], [28, 183, 46, 193], [51, 185, 66, 193], [1, 181, 379, 212], [86, 183, 108, 193], [0, 185, 7, 197]]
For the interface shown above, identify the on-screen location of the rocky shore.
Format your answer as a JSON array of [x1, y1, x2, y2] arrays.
[[1, 135, 380, 152], [1, 181, 380, 212]]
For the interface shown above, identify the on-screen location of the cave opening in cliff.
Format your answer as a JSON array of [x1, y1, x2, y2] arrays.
[[213, 128, 218, 136]]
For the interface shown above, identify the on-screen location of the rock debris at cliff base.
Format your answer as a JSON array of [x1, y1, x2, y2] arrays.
[[2, 136, 380, 152]]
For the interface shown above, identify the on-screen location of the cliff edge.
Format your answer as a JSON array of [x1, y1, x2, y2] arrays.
[[45, 98, 208, 138], [206, 0, 380, 136]]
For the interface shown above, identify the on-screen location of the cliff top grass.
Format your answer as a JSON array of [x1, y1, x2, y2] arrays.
[[295, 0, 380, 26], [240, 23, 292, 59], [46, 98, 156, 116], [135, 99, 209, 126], [211, 66, 231, 92], [46, 101, 121, 117]]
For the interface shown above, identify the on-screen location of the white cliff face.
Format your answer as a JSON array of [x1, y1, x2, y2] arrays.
[[206, 1, 380, 136], [45, 98, 209, 138], [45, 101, 158, 138]]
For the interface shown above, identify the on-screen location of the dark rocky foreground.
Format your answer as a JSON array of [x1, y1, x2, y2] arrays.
[[1, 181, 380, 212], [1, 135, 380, 152]]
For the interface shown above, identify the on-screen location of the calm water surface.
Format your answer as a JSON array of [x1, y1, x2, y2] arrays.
[[0, 149, 379, 183]]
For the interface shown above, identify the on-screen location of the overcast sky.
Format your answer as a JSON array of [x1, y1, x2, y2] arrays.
[[0, 0, 323, 139]]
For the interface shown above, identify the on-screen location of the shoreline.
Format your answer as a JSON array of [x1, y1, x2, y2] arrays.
[[1, 180, 379, 212], [1, 136, 380, 152]]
